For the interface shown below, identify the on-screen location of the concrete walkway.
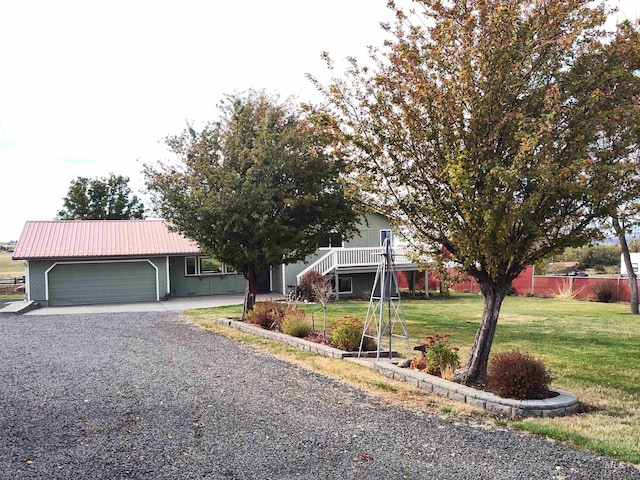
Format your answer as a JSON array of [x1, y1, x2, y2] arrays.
[[7, 293, 286, 316]]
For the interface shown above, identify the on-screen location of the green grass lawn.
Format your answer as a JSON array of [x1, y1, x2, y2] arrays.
[[189, 294, 640, 464]]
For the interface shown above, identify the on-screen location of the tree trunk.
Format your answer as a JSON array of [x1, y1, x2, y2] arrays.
[[613, 216, 639, 314], [242, 269, 258, 321], [459, 279, 510, 386]]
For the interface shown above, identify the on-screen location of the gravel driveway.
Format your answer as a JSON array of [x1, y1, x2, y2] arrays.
[[1, 311, 638, 480]]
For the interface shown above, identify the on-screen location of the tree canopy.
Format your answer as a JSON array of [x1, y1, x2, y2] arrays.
[[314, 0, 640, 384], [57, 174, 145, 220], [144, 90, 359, 318]]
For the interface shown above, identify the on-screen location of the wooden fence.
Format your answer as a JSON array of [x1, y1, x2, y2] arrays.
[[0, 276, 25, 285]]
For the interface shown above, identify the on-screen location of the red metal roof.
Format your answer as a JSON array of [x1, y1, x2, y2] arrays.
[[12, 220, 202, 259]]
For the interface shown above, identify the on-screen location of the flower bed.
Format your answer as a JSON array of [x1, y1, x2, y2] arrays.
[[218, 318, 578, 418]]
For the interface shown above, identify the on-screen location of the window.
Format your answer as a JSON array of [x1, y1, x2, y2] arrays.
[[330, 277, 352, 294], [185, 257, 197, 275], [185, 256, 233, 276], [380, 229, 392, 246], [199, 257, 223, 274], [319, 232, 343, 249]]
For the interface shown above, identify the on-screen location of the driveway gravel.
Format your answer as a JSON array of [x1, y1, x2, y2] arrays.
[[0, 311, 638, 479]]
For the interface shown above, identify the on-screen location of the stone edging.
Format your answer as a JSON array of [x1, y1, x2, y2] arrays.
[[218, 318, 578, 418]]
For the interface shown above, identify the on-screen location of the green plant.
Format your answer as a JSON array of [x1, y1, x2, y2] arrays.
[[281, 309, 313, 338], [487, 350, 551, 400], [415, 333, 460, 376], [329, 316, 367, 351], [591, 281, 615, 303], [245, 301, 288, 330]]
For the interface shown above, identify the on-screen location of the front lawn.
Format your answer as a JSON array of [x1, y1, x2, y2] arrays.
[[188, 294, 640, 464]]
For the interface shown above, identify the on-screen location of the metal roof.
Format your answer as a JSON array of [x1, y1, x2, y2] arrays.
[[12, 220, 201, 260]]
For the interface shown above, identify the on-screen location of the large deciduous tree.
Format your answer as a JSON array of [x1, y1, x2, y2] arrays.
[[313, 0, 640, 384], [58, 174, 145, 220], [144, 91, 359, 319]]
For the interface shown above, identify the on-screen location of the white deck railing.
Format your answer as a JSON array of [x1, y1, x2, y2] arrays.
[[296, 246, 413, 283]]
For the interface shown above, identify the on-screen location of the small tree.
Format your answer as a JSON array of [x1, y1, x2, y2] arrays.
[[310, 276, 333, 333], [299, 271, 327, 302], [58, 174, 145, 220], [145, 90, 359, 319]]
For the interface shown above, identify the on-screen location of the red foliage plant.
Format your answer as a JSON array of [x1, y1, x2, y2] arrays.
[[486, 350, 551, 400]]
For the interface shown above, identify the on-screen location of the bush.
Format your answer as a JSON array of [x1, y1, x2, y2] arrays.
[[329, 316, 376, 351], [591, 281, 615, 303], [414, 333, 460, 377], [487, 350, 551, 400], [304, 331, 331, 345], [299, 271, 328, 302], [281, 309, 313, 338], [245, 301, 288, 330]]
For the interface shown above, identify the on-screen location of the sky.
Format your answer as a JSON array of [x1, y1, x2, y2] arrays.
[[1, 0, 638, 242]]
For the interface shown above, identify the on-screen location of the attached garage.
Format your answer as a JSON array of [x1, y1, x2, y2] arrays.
[[47, 261, 158, 306]]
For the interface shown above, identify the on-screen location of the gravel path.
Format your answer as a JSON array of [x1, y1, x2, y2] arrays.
[[0, 311, 638, 480]]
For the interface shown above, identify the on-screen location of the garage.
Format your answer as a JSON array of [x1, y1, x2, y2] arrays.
[[47, 261, 158, 306]]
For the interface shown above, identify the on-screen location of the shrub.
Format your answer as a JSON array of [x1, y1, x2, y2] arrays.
[[414, 333, 460, 377], [487, 350, 551, 400], [553, 282, 576, 300], [329, 316, 375, 351], [281, 309, 313, 338], [245, 301, 288, 330], [304, 331, 331, 345], [591, 281, 615, 303], [299, 271, 328, 302]]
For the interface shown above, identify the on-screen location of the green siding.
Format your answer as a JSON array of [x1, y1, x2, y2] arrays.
[[48, 261, 158, 306], [345, 213, 392, 248], [27, 257, 168, 307], [169, 257, 245, 297], [284, 213, 394, 287], [28, 260, 55, 305]]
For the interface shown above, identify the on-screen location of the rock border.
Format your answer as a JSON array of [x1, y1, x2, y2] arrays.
[[218, 318, 578, 418]]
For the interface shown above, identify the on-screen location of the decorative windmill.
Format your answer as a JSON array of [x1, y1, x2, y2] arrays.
[[359, 238, 410, 361]]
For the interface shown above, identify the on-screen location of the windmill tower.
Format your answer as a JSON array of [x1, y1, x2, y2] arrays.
[[359, 239, 410, 361]]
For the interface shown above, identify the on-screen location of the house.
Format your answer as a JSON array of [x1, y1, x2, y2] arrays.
[[13, 213, 420, 307], [620, 253, 640, 276], [12, 220, 248, 307], [276, 213, 421, 299]]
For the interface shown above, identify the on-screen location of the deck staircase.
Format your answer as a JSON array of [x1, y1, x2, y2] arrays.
[[296, 246, 414, 284]]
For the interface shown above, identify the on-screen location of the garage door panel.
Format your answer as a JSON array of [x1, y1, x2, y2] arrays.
[[49, 262, 157, 306]]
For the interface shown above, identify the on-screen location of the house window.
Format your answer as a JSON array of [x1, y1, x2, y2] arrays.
[[199, 257, 223, 274], [185, 257, 197, 275], [380, 229, 392, 246], [319, 233, 343, 249], [185, 256, 232, 276], [330, 277, 352, 294]]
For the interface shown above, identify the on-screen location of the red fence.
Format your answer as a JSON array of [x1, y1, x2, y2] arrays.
[[398, 267, 638, 303]]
